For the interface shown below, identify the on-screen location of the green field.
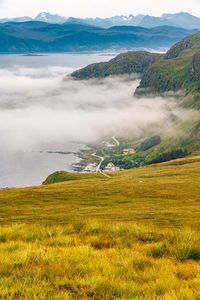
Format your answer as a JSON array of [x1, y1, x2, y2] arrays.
[[0, 156, 200, 299], [1, 156, 200, 227]]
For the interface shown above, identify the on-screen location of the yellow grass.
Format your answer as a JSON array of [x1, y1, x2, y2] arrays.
[[0, 156, 200, 298], [0, 156, 200, 227], [0, 222, 200, 299]]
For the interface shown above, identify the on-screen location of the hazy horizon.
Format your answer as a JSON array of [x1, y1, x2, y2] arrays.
[[1, 10, 200, 20], [0, 0, 200, 19]]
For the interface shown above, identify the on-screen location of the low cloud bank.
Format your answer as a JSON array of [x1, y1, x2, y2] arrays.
[[0, 67, 189, 152]]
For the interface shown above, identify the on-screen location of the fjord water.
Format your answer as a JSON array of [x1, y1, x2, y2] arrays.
[[0, 53, 115, 188]]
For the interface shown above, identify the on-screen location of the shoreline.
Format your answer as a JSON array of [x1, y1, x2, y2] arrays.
[[72, 147, 98, 172], [72, 136, 120, 173]]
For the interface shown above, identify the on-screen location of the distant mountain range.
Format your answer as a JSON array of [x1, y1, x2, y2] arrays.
[[1, 12, 200, 29], [0, 22, 197, 53], [68, 12, 200, 30]]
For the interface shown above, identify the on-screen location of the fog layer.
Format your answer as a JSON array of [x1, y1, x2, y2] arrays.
[[0, 67, 186, 152]]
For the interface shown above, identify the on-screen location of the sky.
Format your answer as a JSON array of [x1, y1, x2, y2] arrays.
[[0, 0, 200, 19]]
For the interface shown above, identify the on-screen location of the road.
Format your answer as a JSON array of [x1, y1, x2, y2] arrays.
[[112, 136, 120, 146], [91, 136, 120, 177], [91, 153, 104, 172], [91, 153, 111, 178]]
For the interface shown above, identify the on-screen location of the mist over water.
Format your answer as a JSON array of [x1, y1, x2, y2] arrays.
[[0, 53, 115, 188], [0, 53, 185, 188]]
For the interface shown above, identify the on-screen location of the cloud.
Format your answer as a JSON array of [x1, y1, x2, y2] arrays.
[[0, 66, 188, 153]]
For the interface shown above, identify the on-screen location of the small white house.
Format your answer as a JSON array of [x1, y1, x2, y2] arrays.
[[103, 162, 120, 172], [84, 163, 98, 173], [123, 149, 129, 155]]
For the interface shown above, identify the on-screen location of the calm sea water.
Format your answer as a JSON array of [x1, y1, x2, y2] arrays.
[[0, 53, 116, 188]]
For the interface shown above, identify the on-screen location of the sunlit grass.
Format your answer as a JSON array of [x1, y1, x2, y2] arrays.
[[0, 222, 200, 299], [1, 156, 200, 227], [1, 156, 200, 298]]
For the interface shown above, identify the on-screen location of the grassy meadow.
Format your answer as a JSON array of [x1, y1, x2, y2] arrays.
[[0, 156, 200, 299], [0, 222, 200, 299]]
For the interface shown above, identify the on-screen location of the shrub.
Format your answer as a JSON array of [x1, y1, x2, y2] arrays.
[[149, 148, 188, 164], [101, 157, 134, 170], [73, 221, 87, 233], [91, 238, 115, 249], [147, 243, 169, 258], [140, 135, 161, 151]]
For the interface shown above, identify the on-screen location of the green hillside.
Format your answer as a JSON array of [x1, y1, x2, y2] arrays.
[[71, 51, 163, 79], [1, 156, 200, 227], [137, 31, 200, 108], [71, 30, 200, 109], [43, 171, 104, 185]]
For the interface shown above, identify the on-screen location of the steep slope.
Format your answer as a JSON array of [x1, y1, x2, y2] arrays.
[[0, 22, 196, 53], [71, 51, 163, 79], [137, 31, 200, 108]]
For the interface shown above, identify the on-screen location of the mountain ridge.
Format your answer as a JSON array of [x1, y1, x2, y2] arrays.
[[71, 51, 164, 79], [1, 12, 200, 29], [0, 22, 196, 53], [136, 31, 200, 108], [71, 30, 200, 108]]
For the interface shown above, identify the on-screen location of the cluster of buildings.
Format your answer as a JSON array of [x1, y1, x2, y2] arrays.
[[103, 141, 115, 150], [123, 148, 136, 155], [102, 149, 136, 172], [84, 147, 136, 174]]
